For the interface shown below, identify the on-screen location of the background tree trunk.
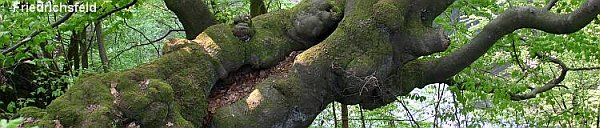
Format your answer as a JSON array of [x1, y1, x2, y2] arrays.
[[164, 0, 217, 39], [341, 104, 349, 128], [65, 30, 81, 72], [94, 21, 110, 72], [80, 27, 89, 69], [250, 0, 268, 17], [332, 103, 338, 127]]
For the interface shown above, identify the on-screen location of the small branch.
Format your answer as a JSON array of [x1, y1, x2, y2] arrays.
[[448, 52, 597, 100], [156, 19, 175, 30], [510, 40, 527, 72], [340, 118, 411, 122], [433, 83, 445, 128], [570, 67, 600, 71], [451, 92, 462, 128], [96, 0, 138, 20], [545, 0, 560, 11], [109, 29, 184, 61], [397, 98, 420, 128], [332, 102, 337, 127], [419, 0, 457, 25], [124, 20, 153, 42], [510, 52, 600, 100], [109, 42, 154, 62], [151, 29, 185, 43]]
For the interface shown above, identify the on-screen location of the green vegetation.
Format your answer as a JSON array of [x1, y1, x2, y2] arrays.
[[1, 0, 599, 127]]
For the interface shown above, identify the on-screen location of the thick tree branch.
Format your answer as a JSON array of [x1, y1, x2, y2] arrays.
[[423, 0, 600, 83], [422, 0, 457, 25], [164, 0, 216, 39]]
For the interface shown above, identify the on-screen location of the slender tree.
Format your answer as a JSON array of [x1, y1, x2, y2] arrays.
[[94, 21, 110, 73], [341, 105, 349, 128]]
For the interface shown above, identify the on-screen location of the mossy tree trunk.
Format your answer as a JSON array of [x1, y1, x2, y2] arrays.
[[18, 0, 600, 127]]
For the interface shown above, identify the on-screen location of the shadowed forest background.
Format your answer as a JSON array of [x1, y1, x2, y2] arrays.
[[1, 0, 599, 127]]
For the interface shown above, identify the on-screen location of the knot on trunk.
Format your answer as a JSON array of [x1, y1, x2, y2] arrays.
[[288, 0, 342, 47]]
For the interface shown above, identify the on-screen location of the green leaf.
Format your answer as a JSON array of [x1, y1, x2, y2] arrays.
[[7, 102, 16, 113]]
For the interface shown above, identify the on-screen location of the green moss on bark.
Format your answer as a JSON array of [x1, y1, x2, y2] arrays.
[[212, 76, 290, 127], [16, 43, 221, 127], [19, 0, 351, 127]]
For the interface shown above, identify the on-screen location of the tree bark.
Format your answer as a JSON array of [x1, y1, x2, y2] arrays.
[[80, 26, 89, 69], [65, 30, 81, 72], [251, 0, 268, 17], [332, 103, 337, 127], [94, 20, 110, 72], [16, 0, 600, 127], [341, 105, 349, 128], [164, 0, 217, 39]]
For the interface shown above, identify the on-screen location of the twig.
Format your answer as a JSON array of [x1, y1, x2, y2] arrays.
[[124, 20, 153, 42], [150, 29, 185, 43], [337, 118, 411, 122], [510, 40, 527, 72], [330, 63, 381, 97], [95, 0, 138, 20], [544, 0, 560, 11], [510, 52, 600, 100], [109, 29, 184, 61], [451, 92, 462, 128], [397, 98, 420, 128], [570, 67, 600, 71], [433, 83, 445, 128]]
